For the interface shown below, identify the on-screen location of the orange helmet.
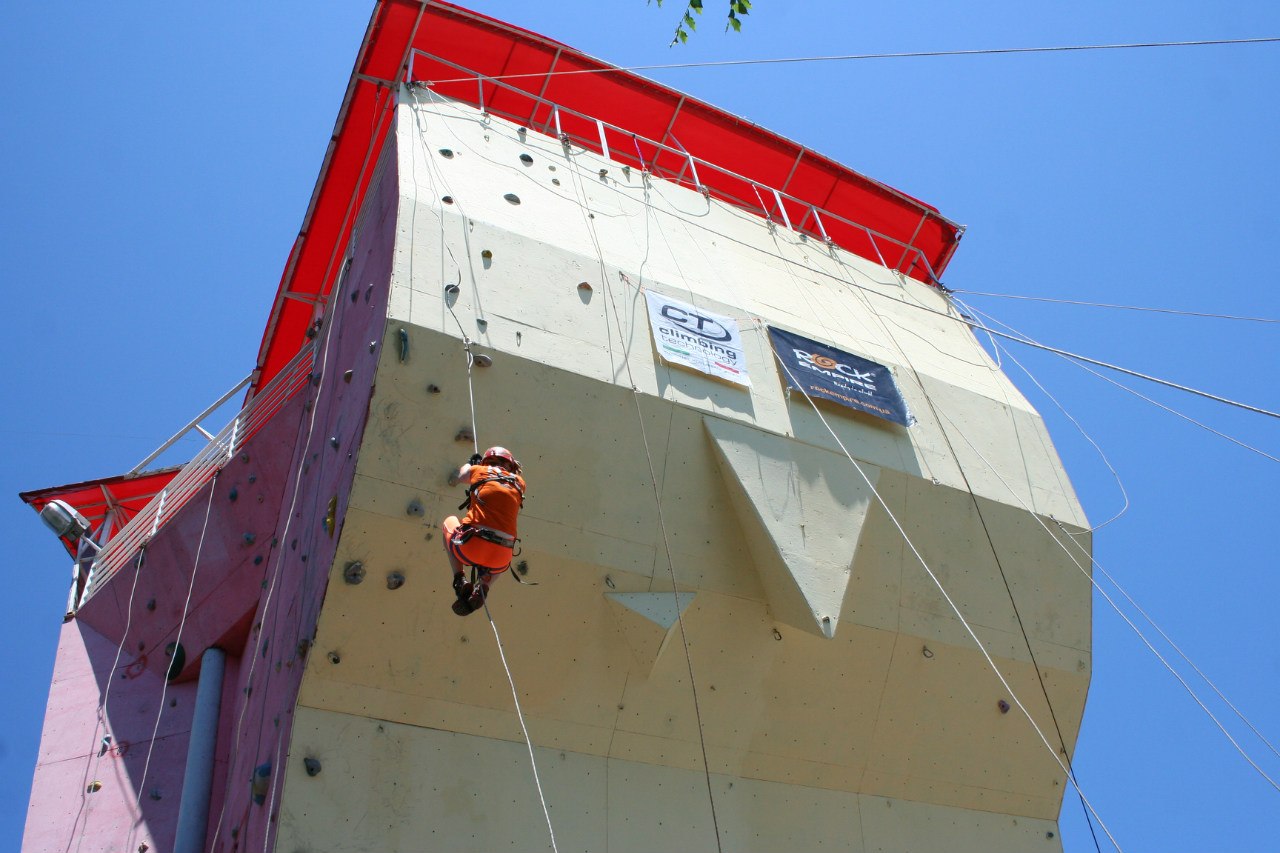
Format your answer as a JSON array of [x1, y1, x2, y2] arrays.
[[482, 446, 519, 470]]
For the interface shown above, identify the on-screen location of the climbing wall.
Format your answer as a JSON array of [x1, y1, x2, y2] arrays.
[[269, 90, 1091, 852]]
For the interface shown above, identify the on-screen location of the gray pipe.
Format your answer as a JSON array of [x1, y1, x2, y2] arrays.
[[174, 647, 226, 853]]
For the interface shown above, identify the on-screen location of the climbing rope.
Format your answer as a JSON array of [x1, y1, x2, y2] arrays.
[[73, 546, 148, 853], [771, 350, 1126, 852], [130, 470, 220, 851], [410, 89, 559, 850], [964, 302, 1280, 464], [934, 406, 1280, 795], [565, 150, 725, 852]]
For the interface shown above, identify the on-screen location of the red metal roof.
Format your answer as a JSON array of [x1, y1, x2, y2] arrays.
[[19, 468, 182, 557], [252, 0, 963, 391]]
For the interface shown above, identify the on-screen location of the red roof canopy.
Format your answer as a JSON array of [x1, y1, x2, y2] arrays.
[[19, 468, 181, 557], [252, 0, 963, 392]]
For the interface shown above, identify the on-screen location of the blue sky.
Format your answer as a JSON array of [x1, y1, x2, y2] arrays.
[[2, 3, 1277, 851]]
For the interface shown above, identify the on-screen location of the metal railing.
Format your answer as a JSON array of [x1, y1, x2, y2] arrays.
[[407, 50, 955, 285], [80, 343, 316, 606]]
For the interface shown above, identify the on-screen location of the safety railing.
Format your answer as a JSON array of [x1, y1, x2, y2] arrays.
[[79, 343, 316, 606], [407, 50, 956, 285]]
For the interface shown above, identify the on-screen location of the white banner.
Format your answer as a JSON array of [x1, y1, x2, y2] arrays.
[[644, 291, 750, 387]]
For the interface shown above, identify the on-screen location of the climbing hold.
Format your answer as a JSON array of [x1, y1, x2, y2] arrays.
[[253, 555, 263, 565], [442, 195, 454, 205], [304, 757, 322, 777], [503, 193, 521, 205], [519, 153, 533, 165], [455, 426, 474, 443], [243, 533, 256, 545], [248, 474, 256, 483], [369, 341, 376, 353], [146, 598, 156, 611], [476, 318, 488, 330], [438, 148, 454, 158], [398, 328, 409, 362], [517, 126, 527, 137], [350, 287, 359, 303], [138, 843, 149, 853], [149, 788, 162, 801], [343, 370, 353, 383], [997, 699, 1011, 714], [480, 249, 493, 260], [327, 651, 341, 665], [251, 762, 272, 805], [406, 499, 424, 517], [473, 353, 493, 367], [330, 436, 339, 449], [551, 178, 561, 186], [772, 628, 783, 641], [426, 383, 440, 394], [577, 282, 593, 293], [228, 487, 238, 502], [386, 571, 406, 590], [516, 561, 529, 577], [297, 638, 311, 658], [598, 168, 608, 179], [324, 496, 338, 537], [343, 561, 365, 585], [87, 781, 102, 793], [445, 283, 460, 295], [921, 646, 934, 659], [164, 643, 185, 681]]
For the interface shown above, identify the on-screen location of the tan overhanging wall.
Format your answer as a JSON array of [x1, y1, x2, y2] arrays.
[[274, 89, 1092, 852]]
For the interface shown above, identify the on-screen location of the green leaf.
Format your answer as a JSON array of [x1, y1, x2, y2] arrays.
[[736, 0, 750, 14], [677, 27, 689, 42], [684, 11, 697, 28], [727, 15, 742, 31], [690, 0, 704, 9]]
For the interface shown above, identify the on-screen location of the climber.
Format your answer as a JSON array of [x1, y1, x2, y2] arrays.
[[443, 446, 526, 616]]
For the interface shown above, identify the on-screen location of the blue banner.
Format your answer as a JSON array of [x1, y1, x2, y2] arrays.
[[767, 327, 912, 426]]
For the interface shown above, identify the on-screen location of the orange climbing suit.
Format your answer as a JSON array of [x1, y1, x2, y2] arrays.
[[444, 464, 526, 573]]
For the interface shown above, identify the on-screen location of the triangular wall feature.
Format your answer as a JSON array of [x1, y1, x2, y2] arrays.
[[605, 591, 696, 671], [704, 417, 879, 638]]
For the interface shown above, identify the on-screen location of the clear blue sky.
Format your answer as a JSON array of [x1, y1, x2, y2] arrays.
[[3, 3, 1277, 851]]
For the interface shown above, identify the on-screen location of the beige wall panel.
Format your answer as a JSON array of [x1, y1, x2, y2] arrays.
[[277, 706, 1064, 853], [286, 91, 1096, 847]]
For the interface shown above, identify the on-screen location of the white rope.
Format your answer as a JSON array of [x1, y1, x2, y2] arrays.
[[771, 351, 1127, 852], [1051, 518, 1280, 765], [130, 471, 220, 850], [565, 140, 725, 852], [951, 290, 1280, 323], [73, 547, 147, 853], [949, 295, 1131, 531], [482, 598, 559, 852], [424, 37, 1280, 86], [967, 304, 1280, 464], [932, 406, 1280, 795], [955, 312, 1280, 420]]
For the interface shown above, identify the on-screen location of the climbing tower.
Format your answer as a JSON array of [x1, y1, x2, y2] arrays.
[[20, 3, 1091, 851]]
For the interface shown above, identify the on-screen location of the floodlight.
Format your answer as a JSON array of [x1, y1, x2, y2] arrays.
[[40, 500, 91, 542]]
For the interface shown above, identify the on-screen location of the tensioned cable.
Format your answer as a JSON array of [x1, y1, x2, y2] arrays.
[[1050, 517, 1280, 765], [130, 471, 220, 851], [966, 303, 1280, 464], [952, 291, 1280, 323], [831, 270, 1101, 850], [933, 406, 1280, 795], [566, 147, 725, 851], [425, 37, 1280, 85], [948, 295, 1131, 531], [955, 313, 1280, 420], [770, 350, 1125, 850]]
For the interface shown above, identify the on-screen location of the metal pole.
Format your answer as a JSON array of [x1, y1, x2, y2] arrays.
[[129, 373, 252, 474], [174, 647, 226, 853]]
